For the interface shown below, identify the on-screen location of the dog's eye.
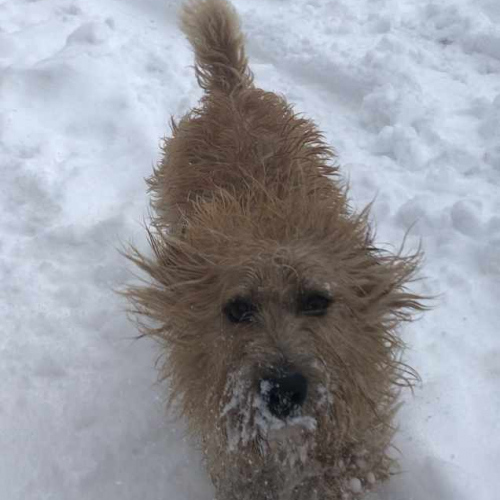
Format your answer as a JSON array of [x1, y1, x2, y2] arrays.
[[224, 297, 256, 324], [299, 292, 332, 316]]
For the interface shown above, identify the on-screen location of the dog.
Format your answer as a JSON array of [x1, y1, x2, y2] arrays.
[[125, 0, 425, 498]]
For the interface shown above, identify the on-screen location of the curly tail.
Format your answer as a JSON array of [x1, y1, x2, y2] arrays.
[[180, 0, 253, 93]]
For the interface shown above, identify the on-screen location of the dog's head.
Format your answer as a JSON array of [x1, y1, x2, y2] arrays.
[[126, 186, 424, 462]]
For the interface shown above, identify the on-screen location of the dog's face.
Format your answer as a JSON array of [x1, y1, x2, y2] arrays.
[[214, 247, 346, 456], [129, 195, 420, 463]]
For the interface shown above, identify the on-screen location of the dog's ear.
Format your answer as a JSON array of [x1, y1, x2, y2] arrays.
[[122, 230, 221, 337], [352, 248, 426, 324], [144, 231, 218, 290]]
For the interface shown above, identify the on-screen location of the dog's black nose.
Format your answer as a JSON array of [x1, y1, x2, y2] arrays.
[[261, 372, 308, 419]]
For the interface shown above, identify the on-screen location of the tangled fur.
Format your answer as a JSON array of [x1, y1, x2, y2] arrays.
[[124, 1, 426, 498]]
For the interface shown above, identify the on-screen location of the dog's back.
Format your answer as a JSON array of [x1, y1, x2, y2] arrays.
[[148, 0, 338, 232]]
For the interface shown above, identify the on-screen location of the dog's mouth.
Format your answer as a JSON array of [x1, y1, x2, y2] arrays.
[[254, 375, 317, 447], [221, 367, 332, 455]]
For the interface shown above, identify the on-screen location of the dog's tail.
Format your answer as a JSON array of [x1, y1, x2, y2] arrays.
[[180, 0, 253, 93]]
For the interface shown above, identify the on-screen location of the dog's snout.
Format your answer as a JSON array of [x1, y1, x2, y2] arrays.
[[261, 372, 308, 419]]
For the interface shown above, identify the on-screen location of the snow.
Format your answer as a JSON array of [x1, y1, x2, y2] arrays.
[[1, 0, 499, 499]]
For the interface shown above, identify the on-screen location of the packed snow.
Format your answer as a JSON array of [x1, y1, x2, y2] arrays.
[[1, 0, 499, 499]]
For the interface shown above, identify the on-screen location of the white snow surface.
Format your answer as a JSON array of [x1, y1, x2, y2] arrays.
[[1, 0, 499, 499]]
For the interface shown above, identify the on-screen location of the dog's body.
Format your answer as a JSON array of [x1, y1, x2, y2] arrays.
[[126, 1, 425, 498]]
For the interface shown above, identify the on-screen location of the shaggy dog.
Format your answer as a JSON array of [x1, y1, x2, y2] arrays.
[[125, 0, 425, 498]]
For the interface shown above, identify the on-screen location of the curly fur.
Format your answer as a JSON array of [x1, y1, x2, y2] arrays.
[[123, 1, 426, 498]]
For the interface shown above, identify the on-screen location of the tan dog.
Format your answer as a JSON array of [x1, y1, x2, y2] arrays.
[[125, 1, 425, 498]]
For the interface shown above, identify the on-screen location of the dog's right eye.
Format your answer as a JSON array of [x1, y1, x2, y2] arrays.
[[298, 292, 332, 316], [224, 297, 256, 324]]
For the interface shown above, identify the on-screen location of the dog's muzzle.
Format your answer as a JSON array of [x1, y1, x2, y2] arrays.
[[260, 371, 308, 419]]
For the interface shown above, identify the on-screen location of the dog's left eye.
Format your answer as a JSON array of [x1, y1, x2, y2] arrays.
[[299, 292, 332, 316], [224, 297, 257, 324]]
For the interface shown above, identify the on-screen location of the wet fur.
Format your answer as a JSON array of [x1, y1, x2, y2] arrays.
[[124, 0, 426, 498]]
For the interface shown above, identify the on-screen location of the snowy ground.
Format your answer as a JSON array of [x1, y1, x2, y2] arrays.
[[1, 0, 499, 499]]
